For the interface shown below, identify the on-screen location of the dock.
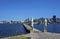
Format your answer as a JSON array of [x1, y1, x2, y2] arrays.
[[20, 24, 60, 39]]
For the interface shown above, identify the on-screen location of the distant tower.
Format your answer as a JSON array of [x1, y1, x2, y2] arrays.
[[53, 15, 56, 23]]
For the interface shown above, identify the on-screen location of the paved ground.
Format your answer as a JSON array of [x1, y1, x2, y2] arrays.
[[32, 31, 60, 39], [23, 28, 60, 39]]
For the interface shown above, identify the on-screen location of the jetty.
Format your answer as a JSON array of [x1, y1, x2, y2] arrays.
[[23, 24, 60, 39]]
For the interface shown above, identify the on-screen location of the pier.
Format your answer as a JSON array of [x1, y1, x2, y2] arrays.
[[23, 24, 60, 39]]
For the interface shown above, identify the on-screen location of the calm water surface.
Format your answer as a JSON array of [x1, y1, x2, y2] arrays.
[[34, 24, 60, 33], [0, 24, 27, 37]]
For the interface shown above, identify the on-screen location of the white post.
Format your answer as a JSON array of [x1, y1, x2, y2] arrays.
[[30, 18, 34, 39], [45, 18, 47, 26], [31, 17, 34, 31], [44, 18, 47, 32], [31, 18, 33, 27]]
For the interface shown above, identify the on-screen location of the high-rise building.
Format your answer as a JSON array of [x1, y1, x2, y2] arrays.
[[53, 15, 56, 22]]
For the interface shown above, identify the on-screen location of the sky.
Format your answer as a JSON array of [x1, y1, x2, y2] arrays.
[[0, 0, 60, 21]]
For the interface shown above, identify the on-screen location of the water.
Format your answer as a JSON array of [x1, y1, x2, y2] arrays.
[[47, 24, 60, 33], [34, 24, 44, 32], [34, 24, 60, 33], [0, 24, 27, 38]]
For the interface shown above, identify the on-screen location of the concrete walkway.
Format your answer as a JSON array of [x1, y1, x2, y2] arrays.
[[20, 28, 60, 39], [32, 31, 60, 39], [23, 24, 60, 39]]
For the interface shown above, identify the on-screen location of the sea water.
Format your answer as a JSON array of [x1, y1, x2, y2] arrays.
[[0, 24, 27, 38], [34, 24, 60, 33]]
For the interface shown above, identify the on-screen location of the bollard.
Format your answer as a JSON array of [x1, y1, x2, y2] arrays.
[[44, 18, 47, 32], [31, 17, 34, 32]]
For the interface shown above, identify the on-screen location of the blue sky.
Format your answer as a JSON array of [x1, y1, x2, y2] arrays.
[[0, 0, 60, 21]]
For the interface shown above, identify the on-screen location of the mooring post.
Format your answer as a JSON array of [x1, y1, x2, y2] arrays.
[[30, 18, 34, 39], [44, 18, 47, 32], [31, 17, 34, 31]]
